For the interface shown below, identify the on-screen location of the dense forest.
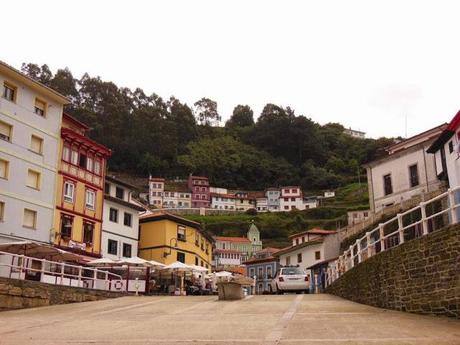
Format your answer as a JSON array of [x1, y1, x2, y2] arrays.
[[21, 63, 395, 191]]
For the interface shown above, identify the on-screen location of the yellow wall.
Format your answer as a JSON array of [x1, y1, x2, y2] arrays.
[[52, 134, 104, 255], [139, 219, 213, 269]]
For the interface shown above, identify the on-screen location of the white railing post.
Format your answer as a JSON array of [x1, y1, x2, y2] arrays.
[[78, 266, 82, 287], [93, 269, 97, 289], [379, 223, 385, 252], [366, 232, 372, 258], [448, 188, 458, 225], [60, 264, 65, 285], [420, 202, 428, 235], [357, 239, 362, 263], [397, 213, 404, 244], [349, 246, 354, 268]]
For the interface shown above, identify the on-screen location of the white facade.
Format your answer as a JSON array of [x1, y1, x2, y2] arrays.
[[0, 62, 68, 244], [280, 186, 304, 211], [277, 234, 340, 273], [266, 189, 280, 211], [148, 178, 164, 207], [209, 187, 228, 194], [347, 210, 371, 226], [163, 191, 191, 208], [211, 194, 236, 210], [324, 191, 335, 198], [213, 250, 243, 266], [256, 197, 268, 212], [102, 177, 143, 260], [365, 128, 444, 213], [343, 128, 365, 139], [303, 198, 318, 209]]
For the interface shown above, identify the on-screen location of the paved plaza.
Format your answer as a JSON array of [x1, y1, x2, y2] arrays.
[[0, 294, 459, 345]]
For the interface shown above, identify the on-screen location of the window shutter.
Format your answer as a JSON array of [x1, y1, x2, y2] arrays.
[[31, 136, 43, 153], [27, 170, 39, 189], [0, 122, 11, 139], [23, 209, 36, 228], [0, 159, 7, 178]]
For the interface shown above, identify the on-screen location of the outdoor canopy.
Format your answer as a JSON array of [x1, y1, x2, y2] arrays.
[[0, 241, 82, 262]]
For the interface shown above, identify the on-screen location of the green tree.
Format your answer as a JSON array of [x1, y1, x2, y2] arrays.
[[226, 105, 254, 127], [194, 97, 221, 126]]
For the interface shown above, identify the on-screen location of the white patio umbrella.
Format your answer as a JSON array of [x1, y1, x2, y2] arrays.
[[118, 256, 151, 266], [189, 265, 208, 272], [161, 261, 195, 271], [87, 257, 119, 266], [148, 259, 165, 268], [0, 241, 82, 262], [215, 271, 233, 277]]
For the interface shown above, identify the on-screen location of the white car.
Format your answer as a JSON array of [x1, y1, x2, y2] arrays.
[[270, 266, 310, 294]]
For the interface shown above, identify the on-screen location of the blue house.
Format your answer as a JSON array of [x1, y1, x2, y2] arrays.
[[243, 248, 280, 294]]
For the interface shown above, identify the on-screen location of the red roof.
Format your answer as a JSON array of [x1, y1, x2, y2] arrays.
[[256, 247, 280, 254], [447, 110, 460, 131], [288, 228, 336, 239], [243, 256, 278, 265], [210, 193, 237, 199], [214, 249, 242, 254], [213, 236, 251, 243]]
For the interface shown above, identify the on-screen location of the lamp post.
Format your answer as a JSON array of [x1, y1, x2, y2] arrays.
[[164, 238, 178, 258]]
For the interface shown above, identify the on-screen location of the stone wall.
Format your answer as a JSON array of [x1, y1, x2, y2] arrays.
[[327, 225, 460, 318], [0, 277, 124, 311]]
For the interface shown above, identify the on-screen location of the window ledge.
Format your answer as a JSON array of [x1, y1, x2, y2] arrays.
[[26, 186, 40, 191], [22, 225, 36, 230], [28, 149, 43, 156]]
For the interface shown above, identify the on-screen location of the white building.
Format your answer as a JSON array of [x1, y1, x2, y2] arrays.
[[266, 188, 280, 211], [209, 187, 228, 195], [343, 127, 365, 139], [427, 111, 460, 200], [102, 176, 145, 260], [303, 197, 318, 209], [364, 124, 446, 213], [274, 229, 339, 273], [163, 190, 191, 208], [148, 177, 164, 208], [347, 210, 371, 226], [212, 249, 243, 266], [256, 197, 268, 212], [210, 193, 236, 210], [0, 61, 69, 244], [279, 186, 304, 211]]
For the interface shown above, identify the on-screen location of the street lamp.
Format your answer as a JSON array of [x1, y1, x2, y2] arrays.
[[164, 237, 178, 257]]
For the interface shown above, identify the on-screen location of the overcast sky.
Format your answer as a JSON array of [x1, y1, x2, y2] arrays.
[[2, 0, 459, 138]]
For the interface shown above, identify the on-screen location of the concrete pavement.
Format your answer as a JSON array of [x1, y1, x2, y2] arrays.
[[0, 294, 459, 345]]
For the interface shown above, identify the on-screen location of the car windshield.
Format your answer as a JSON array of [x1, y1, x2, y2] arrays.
[[281, 267, 303, 275]]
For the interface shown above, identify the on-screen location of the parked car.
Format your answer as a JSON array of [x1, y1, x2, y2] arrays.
[[270, 266, 309, 294]]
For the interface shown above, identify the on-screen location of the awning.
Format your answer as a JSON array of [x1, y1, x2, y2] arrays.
[[0, 241, 83, 262]]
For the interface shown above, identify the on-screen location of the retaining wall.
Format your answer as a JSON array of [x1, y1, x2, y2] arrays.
[[0, 277, 124, 311], [327, 225, 460, 318]]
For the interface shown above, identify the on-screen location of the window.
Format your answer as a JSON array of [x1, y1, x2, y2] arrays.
[[177, 252, 185, 263], [62, 146, 70, 162], [123, 243, 132, 257], [291, 189, 297, 193], [83, 222, 94, 243], [86, 156, 93, 172], [364, 212, 368, 217], [3, 82, 16, 102], [27, 169, 40, 190], [0, 201, 4, 221], [116, 187, 124, 199], [177, 225, 186, 241], [286, 256, 291, 265], [23, 209, 37, 229], [94, 160, 101, 175], [297, 253, 302, 263], [284, 206, 289, 210], [0, 158, 9, 179], [206, 244, 209, 254], [267, 266, 272, 279], [104, 183, 110, 194], [124, 212, 132, 227], [79, 153, 87, 169], [59, 215, 72, 238], [315, 251, 321, 260], [291, 198, 295, 202], [109, 208, 118, 222], [409, 164, 419, 188], [258, 267, 263, 279], [250, 268, 255, 278], [0, 121, 12, 142], [201, 238, 204, 250], [108, 239, 118, 255], [85, 189, 96, 209], [449, 141, 454, 153], [71, 149, 78, 165], [383, 174, 393, 195], [195, 232, 199, 246], [63, 181, 75, 203], [295, 238, 299, 246], [34, 98, 46, 117], [30, 135, 43, 154]]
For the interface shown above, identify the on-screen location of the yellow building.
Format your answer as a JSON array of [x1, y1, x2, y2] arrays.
[[53, 113, 111, 258], [139, 212, 214, 270]]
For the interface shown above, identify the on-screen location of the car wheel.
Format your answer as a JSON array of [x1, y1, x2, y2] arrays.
[[269, 285, 273, 294], [276, 284, 283, 295]]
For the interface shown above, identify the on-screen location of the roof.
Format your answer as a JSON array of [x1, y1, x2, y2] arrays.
[[213, 236, 251, 243], [256, 247, 280, 255], [149, 177, 165, 182], [104, 195, 145, 211], [214, 249, 242, 254], [210, 193, 237, 199], [288, 228, 337, 239], [307, 257, 339, 270], [63, 113, 90, 131], [385, 123, 447, 154], [273, 239, 324, 256], [106, 175, 138, 191], [0, 60, 70, 104], [243, 256, 278, 265], [189, 176, 208, 180], [139, 212, 214, 243], [427, 110, 460, 153]]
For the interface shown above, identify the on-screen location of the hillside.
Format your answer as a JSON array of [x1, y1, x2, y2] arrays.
[[20, 63, 395, 192], [183, 183, 369, 248]]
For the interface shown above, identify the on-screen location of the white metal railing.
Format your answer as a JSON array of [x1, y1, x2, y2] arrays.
[[0, 251, 125, 292], [326, 186, 459, 287]]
